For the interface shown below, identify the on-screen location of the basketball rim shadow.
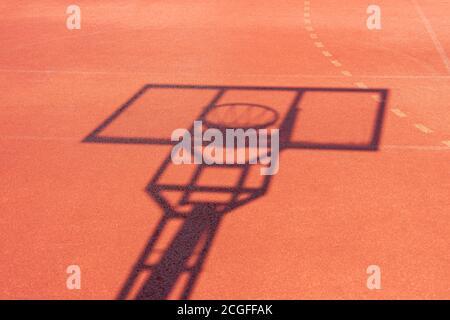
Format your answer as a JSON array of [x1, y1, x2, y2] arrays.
[[83, 84, 388, 300]]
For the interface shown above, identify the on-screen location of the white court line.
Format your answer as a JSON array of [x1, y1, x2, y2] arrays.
[[0, 69, 119, 75], [6, 30, 109, 54], [411, 0, 450, 75], [391, 108, 407, 118], [355, 82, 368, 89], [382, 145, 450, 151], [0, 135, 79, 141], [371, 95, 381, 102], [414, 123, 433, 134], [330, 60, 342, 67], [341, 70, 352, 77], [1, 135, 449, 151], [2, 135, 450, 153], [1, 68, 450, 79]]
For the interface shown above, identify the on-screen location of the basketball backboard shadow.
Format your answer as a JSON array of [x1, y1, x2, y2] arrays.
[[83, 84, 388, 299], [84, 84, 387, 151]]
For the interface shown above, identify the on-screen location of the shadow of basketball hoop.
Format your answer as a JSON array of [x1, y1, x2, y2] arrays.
[[83, 84, 388, 300]]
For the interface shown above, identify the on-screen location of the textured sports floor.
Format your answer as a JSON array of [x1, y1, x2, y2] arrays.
[[1, 1, 449, 299]]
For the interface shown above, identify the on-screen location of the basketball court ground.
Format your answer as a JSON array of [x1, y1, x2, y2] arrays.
[[1, 1, 449, 299]]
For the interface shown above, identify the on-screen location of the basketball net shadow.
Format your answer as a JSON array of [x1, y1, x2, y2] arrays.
[[83, 84, 388, 300]]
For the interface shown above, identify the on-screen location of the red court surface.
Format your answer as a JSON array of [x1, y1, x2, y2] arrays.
[[1, 1, 449, 299]]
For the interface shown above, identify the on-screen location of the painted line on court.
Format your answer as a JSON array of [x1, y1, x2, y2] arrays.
[[330, 60, 342, 67], [5, 29, 109, 54], [341, 70, 352, 77], [382, 145, 450, 151], [414, 124, 433, 134], [355, 82, 369, 89], [391, 108, 407, 118], [1, 134, 448, 151], [314, 42, 325, 48], [304, 0, 448, 148], [371, 95, 381, 102], [411, 0, 450, 75], [0, 135, 79, 141], [1, 68, 450, 79]]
